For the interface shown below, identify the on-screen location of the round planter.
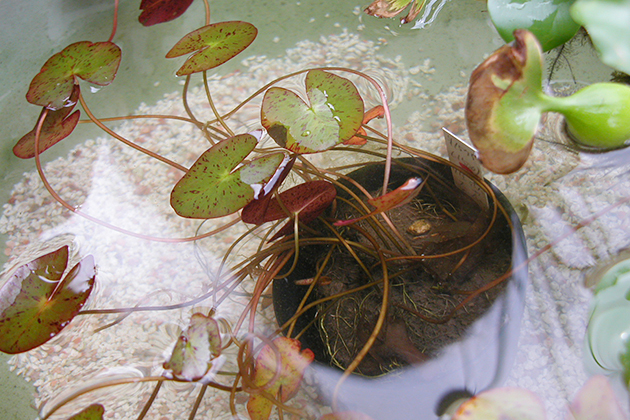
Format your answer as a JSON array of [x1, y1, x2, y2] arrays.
[[273, 156, 528, 419]]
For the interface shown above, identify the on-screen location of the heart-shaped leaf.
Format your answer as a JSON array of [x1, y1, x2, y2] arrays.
[[570, 0, 630, 75], [261, 70, 364, 154], [452, 387, 546, 420], [247, 337, 314, 420], [364, 0, 425, 24], [14, 85, 81, 159], [0, 246, 96, 354], [163, 313, 222, 381], [139, 0, 194, 26], [170, 134, 284, 219], [245, 180, 336, 239], [567, 375, 626, 420], [26, 41, 121, 110], [68, 404, 105, 420], [166, 21, 257, 76], [334, 177, 424, 226], [488, 0, 580, 52], [465, 29, 546, 174]]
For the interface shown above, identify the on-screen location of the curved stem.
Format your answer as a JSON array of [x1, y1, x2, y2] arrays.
[[108, 0, 119, 43], [78, 93, 188, 172], [203, 70, 235, 137], [203, 0, 211, 25]]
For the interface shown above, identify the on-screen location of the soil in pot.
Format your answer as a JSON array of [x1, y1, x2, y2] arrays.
[[274, 156, 523, 378]]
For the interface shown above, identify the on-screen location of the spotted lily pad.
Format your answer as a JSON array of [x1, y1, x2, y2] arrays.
[[163, 313, 222, 381], [26, 41, 121, 110], [488, 0, 580, 52], [0, 246, 96, 354], [14, 85, 80, 159], [261, 70, 364, 154], [452, 387, 546, 420], [242, 180, 337, 239], [139, 0, 194, 26], [166, 21, 257, 76], [364, 0, 425, 24], [247, 337, 314, 420], [68, 404, 105, 420], [335, 177, 424, 226], [170, 133, 284, 218]]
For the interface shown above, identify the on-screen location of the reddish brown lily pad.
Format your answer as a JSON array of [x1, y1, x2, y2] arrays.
[[247, 337, 314, 420], [0, 246, 96, 354], [139, 0, 194, 26]]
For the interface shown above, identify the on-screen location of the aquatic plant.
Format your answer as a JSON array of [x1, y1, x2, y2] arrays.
[[466, 29, 630, 174], [445, 375, 626, 420], [0, 1, 525, 419]]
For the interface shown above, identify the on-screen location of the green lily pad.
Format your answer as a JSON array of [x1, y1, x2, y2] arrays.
[[170, 134, 284, 218], [26, 41, 121, 110], [246, 337, 314, 420], [68, 404, 105, 420], [452, 387, 546, 420], [166, 21, 257, 76], [14, 85, 81, 159], [570, 0, 630, 75], [488, 0, 580, 52], [0, 246, 96, 354], [261, 70, 364, 154], [163, 313, 222, 381]]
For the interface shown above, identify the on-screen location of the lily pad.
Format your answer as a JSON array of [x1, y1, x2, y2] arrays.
[[26, 41, 121, 110], [570, 0, 630, 75], [68, 404, 105, 420], [139, 0, 194, 26], [568, 375, 626, 420], [166, 21, 257, 76], [246, 337, 314, 420], [452, 387, 546, 420], [488, 0, 580, 52], [14, 85, 80, 159], [261, 70, 364, 154], [364, 0, 425, 24], [243, 180, 337, 239], [163, 313, 222, 381], [0, 246, 96, 354], [170, 134, 284, 218]]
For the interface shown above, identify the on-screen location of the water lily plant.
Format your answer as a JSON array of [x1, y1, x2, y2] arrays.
[[466, 29, 630, 174]]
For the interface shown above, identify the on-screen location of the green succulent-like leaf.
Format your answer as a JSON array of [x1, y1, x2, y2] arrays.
[[170, 134, 284, 219], [0, 246, 96, 354], [163, 313, 222, 381], [261, 70, 364, 154], [466, 29, 547, 174], [14, 85, 81, 159], [488, 0, 580, 52], [166, 21, 257, 76], [26, 41, 121, 110], [452, 387, 546, 420], [545, 83, 630, 149], [67, 404, 105, 420], [246, 337, 314, 420], [570, 0, 630, 75]]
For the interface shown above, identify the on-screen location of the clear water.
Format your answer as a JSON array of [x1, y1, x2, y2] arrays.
[[1, 0, 627, 419]]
